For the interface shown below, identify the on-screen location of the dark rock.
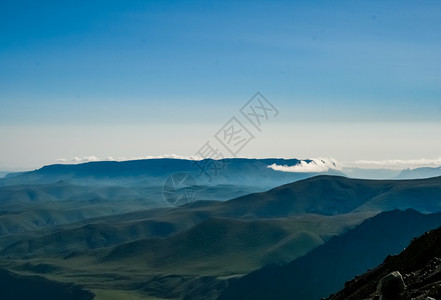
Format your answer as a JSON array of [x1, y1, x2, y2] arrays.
[[377, 271, 405, 300]]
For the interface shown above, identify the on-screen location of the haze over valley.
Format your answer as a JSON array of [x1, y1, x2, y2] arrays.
[[1, 0, 441, 299]]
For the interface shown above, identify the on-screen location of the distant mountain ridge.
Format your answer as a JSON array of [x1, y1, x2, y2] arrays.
[[0, 158, 344, 188], [397, 166, 441, 179]]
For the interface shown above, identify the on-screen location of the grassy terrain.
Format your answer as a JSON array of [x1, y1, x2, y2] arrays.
[[2, 175, 441, 299], [93, 289, 164, 300], [0, 212, 373, 299]]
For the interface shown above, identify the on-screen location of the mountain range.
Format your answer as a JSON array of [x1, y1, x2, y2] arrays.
[[1, 159, 441, 299], [0, 158, 344, 188], [397, 166, 441, 179]]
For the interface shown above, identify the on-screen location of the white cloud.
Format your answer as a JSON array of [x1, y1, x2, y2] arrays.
[[71, 156, 101, 163], [55, 154, 202, 164], [130, 154, 203, 160], [268, 158, 340, 173], [351, 157, 441, 170], [53, 155, 441, 171]]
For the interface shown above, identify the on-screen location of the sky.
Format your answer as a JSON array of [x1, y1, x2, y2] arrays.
[[0, 0, 441, 170]]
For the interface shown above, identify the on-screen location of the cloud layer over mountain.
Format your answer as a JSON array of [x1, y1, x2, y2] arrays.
[[268, 158, 340, 173]]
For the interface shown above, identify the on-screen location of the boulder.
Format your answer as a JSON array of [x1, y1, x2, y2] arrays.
[[377, 271, 405, 300]]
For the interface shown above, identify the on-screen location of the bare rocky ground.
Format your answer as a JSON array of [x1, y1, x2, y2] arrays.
[[328, 225, 441, 300]]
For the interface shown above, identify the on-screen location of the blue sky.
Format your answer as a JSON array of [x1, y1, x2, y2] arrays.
[[1, 0, 441, 169]]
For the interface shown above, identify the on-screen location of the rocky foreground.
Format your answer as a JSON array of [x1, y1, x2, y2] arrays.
[[328, 225, 441, 300]]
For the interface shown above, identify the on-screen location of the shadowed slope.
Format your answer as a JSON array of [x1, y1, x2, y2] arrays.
[[329, 221, 441, 299], [218, 209, 441, 300], [0, 268, 94, 300], [213, 175, 441, 218]]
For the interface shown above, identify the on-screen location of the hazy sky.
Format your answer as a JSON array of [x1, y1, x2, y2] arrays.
[[1, 1, 440, 170]]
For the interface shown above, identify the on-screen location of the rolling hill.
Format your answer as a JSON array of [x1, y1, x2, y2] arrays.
[[1, 175, 441, 299], [0, 213, 370, 300], [3, 175, 441, 260], [211, 175, 441, 218], [0, 268, 94, 300], [0, 212, 369, 267], [0, 158, 346, 236], [0, 181, 267, 236]]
